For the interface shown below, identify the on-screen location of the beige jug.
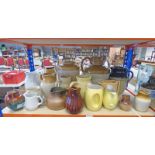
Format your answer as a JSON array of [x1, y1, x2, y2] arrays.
[[70, 74, 91, 98], [85, 83, 103, 111], [103, 85, 119, 110], [40, 73, 56, 97]]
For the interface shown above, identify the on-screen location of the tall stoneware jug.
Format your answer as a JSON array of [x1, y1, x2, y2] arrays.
[[40, 73, 56, 97], [65, 86, 83, 114]]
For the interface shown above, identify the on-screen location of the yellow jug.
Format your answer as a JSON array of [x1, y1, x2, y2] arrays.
[[70, 74, 91, 98], [103, 85, 119, 110], [85, 83, 103, 111]]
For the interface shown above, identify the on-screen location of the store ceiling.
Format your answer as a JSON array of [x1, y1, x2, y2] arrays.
[[0, 38, 154, 47]]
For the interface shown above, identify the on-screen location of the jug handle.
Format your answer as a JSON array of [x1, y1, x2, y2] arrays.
[[127, 70, 134, 83], [81, 57, 92, 73], [69, 81, 79, 88], [37, 96, 43, 106], [40, 74, 43, 80]]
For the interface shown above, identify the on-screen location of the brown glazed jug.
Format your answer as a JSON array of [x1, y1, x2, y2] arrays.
[[65, 87, 83, 114]]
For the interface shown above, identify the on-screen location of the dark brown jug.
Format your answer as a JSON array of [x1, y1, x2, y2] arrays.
[[65, 87, 83, 114]]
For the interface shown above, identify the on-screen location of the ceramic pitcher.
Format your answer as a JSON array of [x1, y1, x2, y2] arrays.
[[47, 87, 67, 110], [40, 73, 56, 97], [103, 85, 119, 110], [24, 91, 44, 111], [70, 74, 91, 98], [66, 86, 83, 114], [59, 75, 71, 89], [85, 83, 103, 111]]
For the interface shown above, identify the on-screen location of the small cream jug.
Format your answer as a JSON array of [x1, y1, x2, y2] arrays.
[[103, 85, 119, 110], [24, 91, 44, 111], [70, 74, 91, 98], [85, 83, 103, 111]]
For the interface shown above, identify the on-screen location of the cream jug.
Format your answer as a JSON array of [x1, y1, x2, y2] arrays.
[[85, 83, 103, 111], [24, 91, 44, 111], [103, 85, 119, 110]]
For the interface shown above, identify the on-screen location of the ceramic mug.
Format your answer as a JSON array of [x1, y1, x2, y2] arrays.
[[24, 92, 43, 111]]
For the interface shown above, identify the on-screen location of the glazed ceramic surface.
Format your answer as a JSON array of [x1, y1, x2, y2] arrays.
[[56, 63, 79, 81], [81, 57, 110, 84], [99, 80, 120, 94], [110, 77, 128, 95], [44, 67, 55, 74], [103, 85, 119, 110], [66, 87, 83, 114], [25, 72, 41, 90], [119, 95, 132, 111], [110, 67, 134, 95], [85, 84, 103, 111], [5, 90, 25, 111], [24, 91, 43, 111], [70, 74, 91, 99], [59, 76, 71, 89], [40, 73, 56, 97], [47, 87, 66, 110], [134, 90, 151, 112]]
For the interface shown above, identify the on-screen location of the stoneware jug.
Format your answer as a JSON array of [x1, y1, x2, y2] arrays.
[[44, 66, 55, 74], [59, 75, 71, 89], [85, 83, 103, 111], [134, 90, 151, 112], [66, 86, 83, 114], [70, 74, 91, 99], [24, 91, 44, 111], [40, 73, 56, 97], [81, 57, 110, 84], [46, 87, 67, 110], [103, 85, 119, 110], [110, 66, 134, 95], [56, 62, 79, 81]]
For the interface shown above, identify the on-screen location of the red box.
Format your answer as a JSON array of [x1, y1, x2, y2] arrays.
[[2, 71, 25, 84]]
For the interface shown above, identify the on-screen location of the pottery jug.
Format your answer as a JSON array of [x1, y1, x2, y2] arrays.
[[66, 86, 83, 114], [25, 71, 41, 90], [103, 85, 119, 110], [56, 62, 79, 81], [47, 87, 67, 110], [44, 67, 55, 74], [85, 83, 103, 111], [99, 80, 120, 95], [59, 75, 71, 89], [134, 90, 151, 112], [81, 57, 110, 84], [119, 95, 132, 111], [70, 74, 91, 98], [24, 91, 43, 111], [40, 73, 56, 97], [110, 66, 134, 95], [5, 89, 25, 111]]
